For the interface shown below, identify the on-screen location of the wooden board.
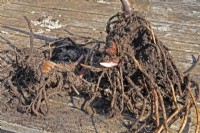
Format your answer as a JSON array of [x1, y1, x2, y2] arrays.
[[0, 0, 200, 132]]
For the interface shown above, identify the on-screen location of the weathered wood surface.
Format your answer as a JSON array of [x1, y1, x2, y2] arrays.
[[0, 0, 200, 76], [0, 0, 200, 132]]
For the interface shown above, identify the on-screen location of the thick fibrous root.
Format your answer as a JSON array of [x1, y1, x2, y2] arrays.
[[86, 10, 200, 132]]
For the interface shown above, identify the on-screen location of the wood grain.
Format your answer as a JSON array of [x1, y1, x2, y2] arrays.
[[0, 1, 200, 132]]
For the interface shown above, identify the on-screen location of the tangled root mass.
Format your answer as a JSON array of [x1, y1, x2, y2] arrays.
[[1, 11, 200, 133]]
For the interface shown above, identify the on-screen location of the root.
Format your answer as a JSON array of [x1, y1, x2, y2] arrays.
[[153, 89, 160, 127], [188, 86, 200, 133], [102, 10, 200, 132], [178, 100, 190, 133], [184, 55, 200, 75]]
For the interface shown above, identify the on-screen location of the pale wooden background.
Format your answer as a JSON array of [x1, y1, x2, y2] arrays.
[[0, 0, 200, 132]]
